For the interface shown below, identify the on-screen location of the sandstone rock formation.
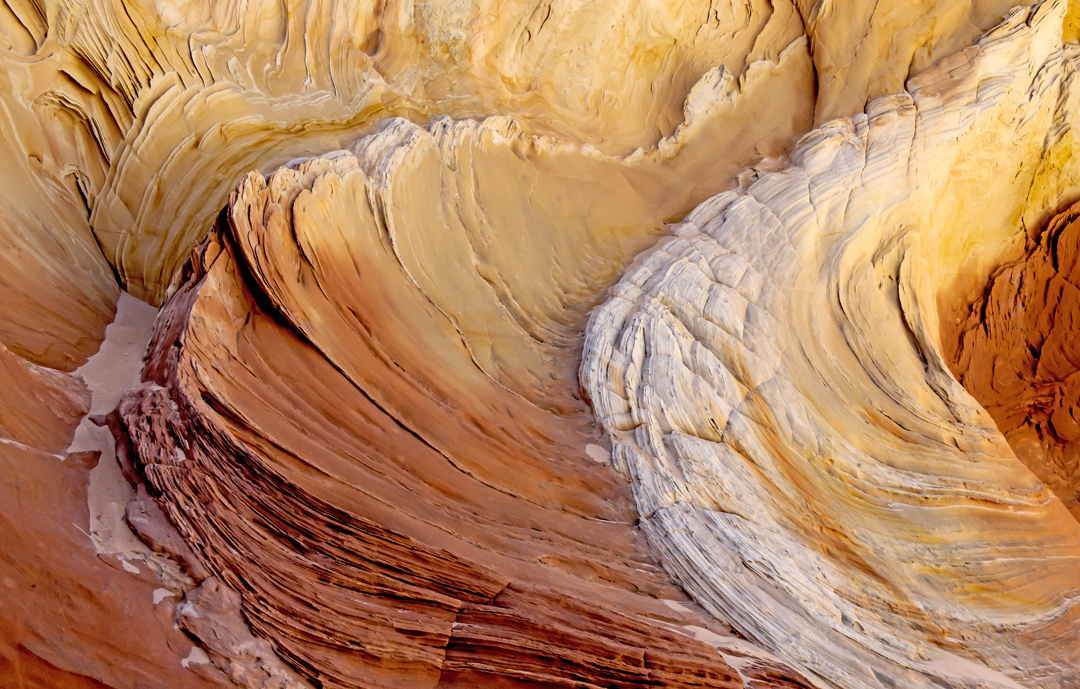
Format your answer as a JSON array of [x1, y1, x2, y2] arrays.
[[947, 200, 1080, 523], [581, 3, 1080, 687], [3, 0, 1080, 688]]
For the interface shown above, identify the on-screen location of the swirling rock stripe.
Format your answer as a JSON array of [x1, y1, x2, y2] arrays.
[[117, 182, 813, 687], [581, 3, 1080, 688]]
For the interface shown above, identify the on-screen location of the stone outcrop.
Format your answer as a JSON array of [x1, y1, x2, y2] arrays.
[[4, 0, 1080, 688], [947, 201, 1080, 523], [0, 336, 233, 689], [581, 3, 1080, 688], [111, 144, 813, 687]]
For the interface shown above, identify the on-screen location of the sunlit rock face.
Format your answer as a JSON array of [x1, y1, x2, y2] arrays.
[[111, 114, 816, 689], [4, 0, 1080, 688], [582, 3, 1080, 688]]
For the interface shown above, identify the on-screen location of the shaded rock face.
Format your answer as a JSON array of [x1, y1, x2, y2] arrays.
[[0, 338, 233, 689], [947, 202, 1080, 522], [5, 1, 1080, 689]]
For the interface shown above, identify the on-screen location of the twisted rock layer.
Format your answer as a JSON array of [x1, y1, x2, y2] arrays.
[[114, 127, 815, 687], [0, 0, 1043, 349], [0, 0, 820, 313], [582, 3, 1080, 688], [5, 0, 1080, 688]]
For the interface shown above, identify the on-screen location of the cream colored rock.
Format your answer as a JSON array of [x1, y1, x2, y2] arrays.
[[4, 0, 1080, 687], [799, 0, 1069, 124], [0, 0, 1045, 316], [582, 3, 1080, 688]]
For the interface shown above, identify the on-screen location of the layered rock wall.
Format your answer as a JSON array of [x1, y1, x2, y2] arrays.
[[581, 3, 1080, 687], [947, 202, 1080, 522], [4, 1, 1080, 688]]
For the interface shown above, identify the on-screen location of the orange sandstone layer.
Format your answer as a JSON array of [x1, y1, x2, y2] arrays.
[[947, 201, 1080, 523], [112, 178, 815, 688], [4, 1, 1080, 687], [0, 338, 234, 689]]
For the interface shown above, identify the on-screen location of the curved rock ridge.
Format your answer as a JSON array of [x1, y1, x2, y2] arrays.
[[581, 2, 1080, 688], [0, 0, 815, 316], [0, 0, 1046, 361], [112, 114, 819, 687], [948, 201, 1080, 523], [5, 0, 1080, 687]]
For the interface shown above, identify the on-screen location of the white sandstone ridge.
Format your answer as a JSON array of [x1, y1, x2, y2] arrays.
[[581, 2, 1080, 688]]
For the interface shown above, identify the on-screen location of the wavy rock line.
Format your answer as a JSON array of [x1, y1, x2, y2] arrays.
[[6, 1, 1080, 688], [0, 0, 821, 321], [581, 3, 1080, 688], [0, 0, 1043, 372], [114, 110, 820, 687]]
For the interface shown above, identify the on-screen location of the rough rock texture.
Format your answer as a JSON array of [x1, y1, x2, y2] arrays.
[[0, 0, 815, 310], [0, 0, 1044, 322], [175, 577, 314, 689], [4, 0, 1080, 688], [112, 151, 815, 687], [947, 201, 1080, 522], [581, 3, 1080, 688], [0, 336, 233, 689]]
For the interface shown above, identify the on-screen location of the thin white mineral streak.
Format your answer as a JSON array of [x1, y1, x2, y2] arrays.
[[581, 2, 1080, 688]]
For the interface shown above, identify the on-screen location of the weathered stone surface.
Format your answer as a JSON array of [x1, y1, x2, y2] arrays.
[[4, 0, 1080, 687], [947, 201, 1080, 522], [112, 175, 812, 687], [581, 3, 1080, 687], [0, 335, 233, 689]]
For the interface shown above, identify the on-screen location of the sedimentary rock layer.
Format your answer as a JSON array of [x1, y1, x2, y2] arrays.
[[581, 3, 1080, 688], [5, 1, 1080, 688], [0, 334, 234, 689], [947, 201, 1080, 522], [114, 164, 814, 687], [0, 0, 1042, 349]]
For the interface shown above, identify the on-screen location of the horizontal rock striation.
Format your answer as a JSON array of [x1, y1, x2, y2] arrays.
[[581, 2, 1080, 688]]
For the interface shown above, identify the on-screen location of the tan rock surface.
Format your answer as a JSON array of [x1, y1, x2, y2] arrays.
[[112, 166, 813, 687], [4, 0, 1080, 688], [1, 0, 1047, 311]]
